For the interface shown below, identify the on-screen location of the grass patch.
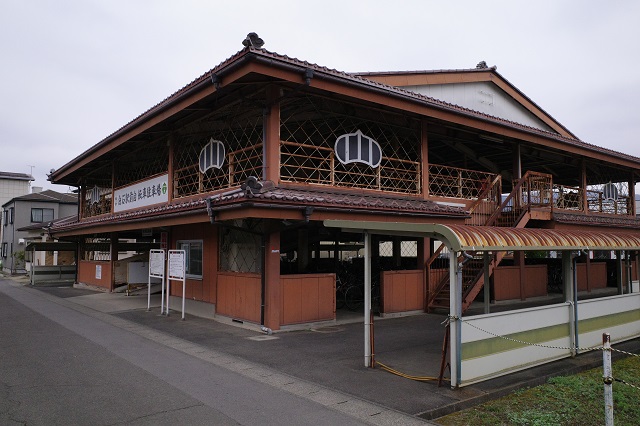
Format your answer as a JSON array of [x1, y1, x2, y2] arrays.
[[437, 355, 640, 425]]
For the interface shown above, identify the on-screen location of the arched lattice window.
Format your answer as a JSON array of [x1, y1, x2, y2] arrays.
[[334, 130, 382, 168]]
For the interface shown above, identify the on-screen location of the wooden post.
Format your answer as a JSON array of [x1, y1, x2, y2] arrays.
[[264, 86, 281, 183], [263, 229, 281, 331], [421, 121, 429, 199]]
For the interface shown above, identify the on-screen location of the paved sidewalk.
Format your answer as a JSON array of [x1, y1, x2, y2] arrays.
[[14, 278, 640, 423]]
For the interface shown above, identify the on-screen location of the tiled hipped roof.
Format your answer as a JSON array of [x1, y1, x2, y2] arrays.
[[210, 184, 465, 216], [49, 183, 466, 233], [553, 212, 640, 229], [52, 46, 640, 181]]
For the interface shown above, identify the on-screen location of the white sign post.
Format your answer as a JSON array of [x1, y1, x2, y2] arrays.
[[168, 249, 186, 320], [149, 249, 165, 312]]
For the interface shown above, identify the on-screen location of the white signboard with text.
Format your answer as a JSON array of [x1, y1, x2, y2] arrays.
[[167, 249, 187, 320], [149, 249, 165, 278], [149, 249, 165, 312], [113, 174, 168, 213], [168, 250, 185, 280]]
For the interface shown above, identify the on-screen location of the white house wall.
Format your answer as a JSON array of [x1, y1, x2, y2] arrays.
[[405, 81, 555, 132]]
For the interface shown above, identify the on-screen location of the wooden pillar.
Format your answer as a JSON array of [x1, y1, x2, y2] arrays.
[[109, 233, 117, 292], [167, 135, 174, 201], [263, 229, 281, 331], [392, 237, 401, 268], [512, 143, 522, 180], [421, 121, 429, 199], [264, 86, 281, 183], [629, 171, 636, 216], [581, 160, 588, 214], [512, 143, 522, 207]]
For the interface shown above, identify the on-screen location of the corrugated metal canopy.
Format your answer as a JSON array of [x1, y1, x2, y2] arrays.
[[323, 220, 640, 252]]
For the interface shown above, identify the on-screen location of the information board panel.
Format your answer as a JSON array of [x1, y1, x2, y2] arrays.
[[149, 249, 165, 278], [168, 250, 185, 280]]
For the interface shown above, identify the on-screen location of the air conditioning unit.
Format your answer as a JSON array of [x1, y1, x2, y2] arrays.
[[18, 238, 25, 244]]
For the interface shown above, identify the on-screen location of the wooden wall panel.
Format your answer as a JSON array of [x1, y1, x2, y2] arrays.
[[576, 262, 607, 291], [524, 265, 548, 298], [216, 272, 261, 323], [495, 265, 548, 300], [281, 274, 335, 325], [169, 223, 217, 304], [381, 270, 424, 314], [78, 260, 112, 290]]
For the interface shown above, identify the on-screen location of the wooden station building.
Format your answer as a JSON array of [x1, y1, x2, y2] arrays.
[[48, 35, 640, 373]]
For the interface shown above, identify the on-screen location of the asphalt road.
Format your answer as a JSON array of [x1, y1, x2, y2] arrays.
[[0, 279, 376, 425]]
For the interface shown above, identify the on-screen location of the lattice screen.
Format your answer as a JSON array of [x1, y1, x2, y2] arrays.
[[81, 237, 111, 261], [219, 224, 262, 273], [280, 95, 422, 194], [173, 97, 264, 198], [82, 183, 113, 218], [113, 139, 170, 188]]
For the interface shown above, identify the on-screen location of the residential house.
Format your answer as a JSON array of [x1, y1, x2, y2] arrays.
[[0, 171, 33, 265], [1, 189, 78, 273]]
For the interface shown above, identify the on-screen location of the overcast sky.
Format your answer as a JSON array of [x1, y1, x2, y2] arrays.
[[1, 1, 638, 191]]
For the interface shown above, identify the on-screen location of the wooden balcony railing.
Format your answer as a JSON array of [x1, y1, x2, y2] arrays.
[[553, 185, 632, 215], [428, 164, 498, 201]]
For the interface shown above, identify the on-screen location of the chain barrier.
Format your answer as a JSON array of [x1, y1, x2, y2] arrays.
[[613, 377, 640, 391], [610, 347, 640, 357], [448, 315, 603, 353], [446, 315, 640, 358]]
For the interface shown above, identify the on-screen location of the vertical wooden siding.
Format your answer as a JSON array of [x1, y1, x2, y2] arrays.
[[577, 262, 607, 291], [216, 272, 261, 323], [381, 270, 425, 314], [78, 260, 112, 290], [494, 265, 547, 300], [170, 223, 218, 304], [281, 274, 335, 325]]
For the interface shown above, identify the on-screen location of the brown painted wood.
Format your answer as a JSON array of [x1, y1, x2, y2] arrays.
[[280, 273, 335, 325], [216, 272, 261, 323], [78, 260, 112, 290], [381, 270, 424, 314]]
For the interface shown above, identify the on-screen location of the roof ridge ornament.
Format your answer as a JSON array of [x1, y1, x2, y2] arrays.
[[242, 32, 264, 48]]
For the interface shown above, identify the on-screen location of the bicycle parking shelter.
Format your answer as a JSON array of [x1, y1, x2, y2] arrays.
[[325, 220, 640, 388]]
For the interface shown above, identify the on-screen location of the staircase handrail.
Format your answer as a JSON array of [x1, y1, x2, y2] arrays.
[[484, 170, 552, 227], [467, 174, 502, 216]]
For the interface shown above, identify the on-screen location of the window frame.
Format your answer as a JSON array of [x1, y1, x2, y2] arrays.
[[176, 239, 203, 279], [31, 208, 55, 223]]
